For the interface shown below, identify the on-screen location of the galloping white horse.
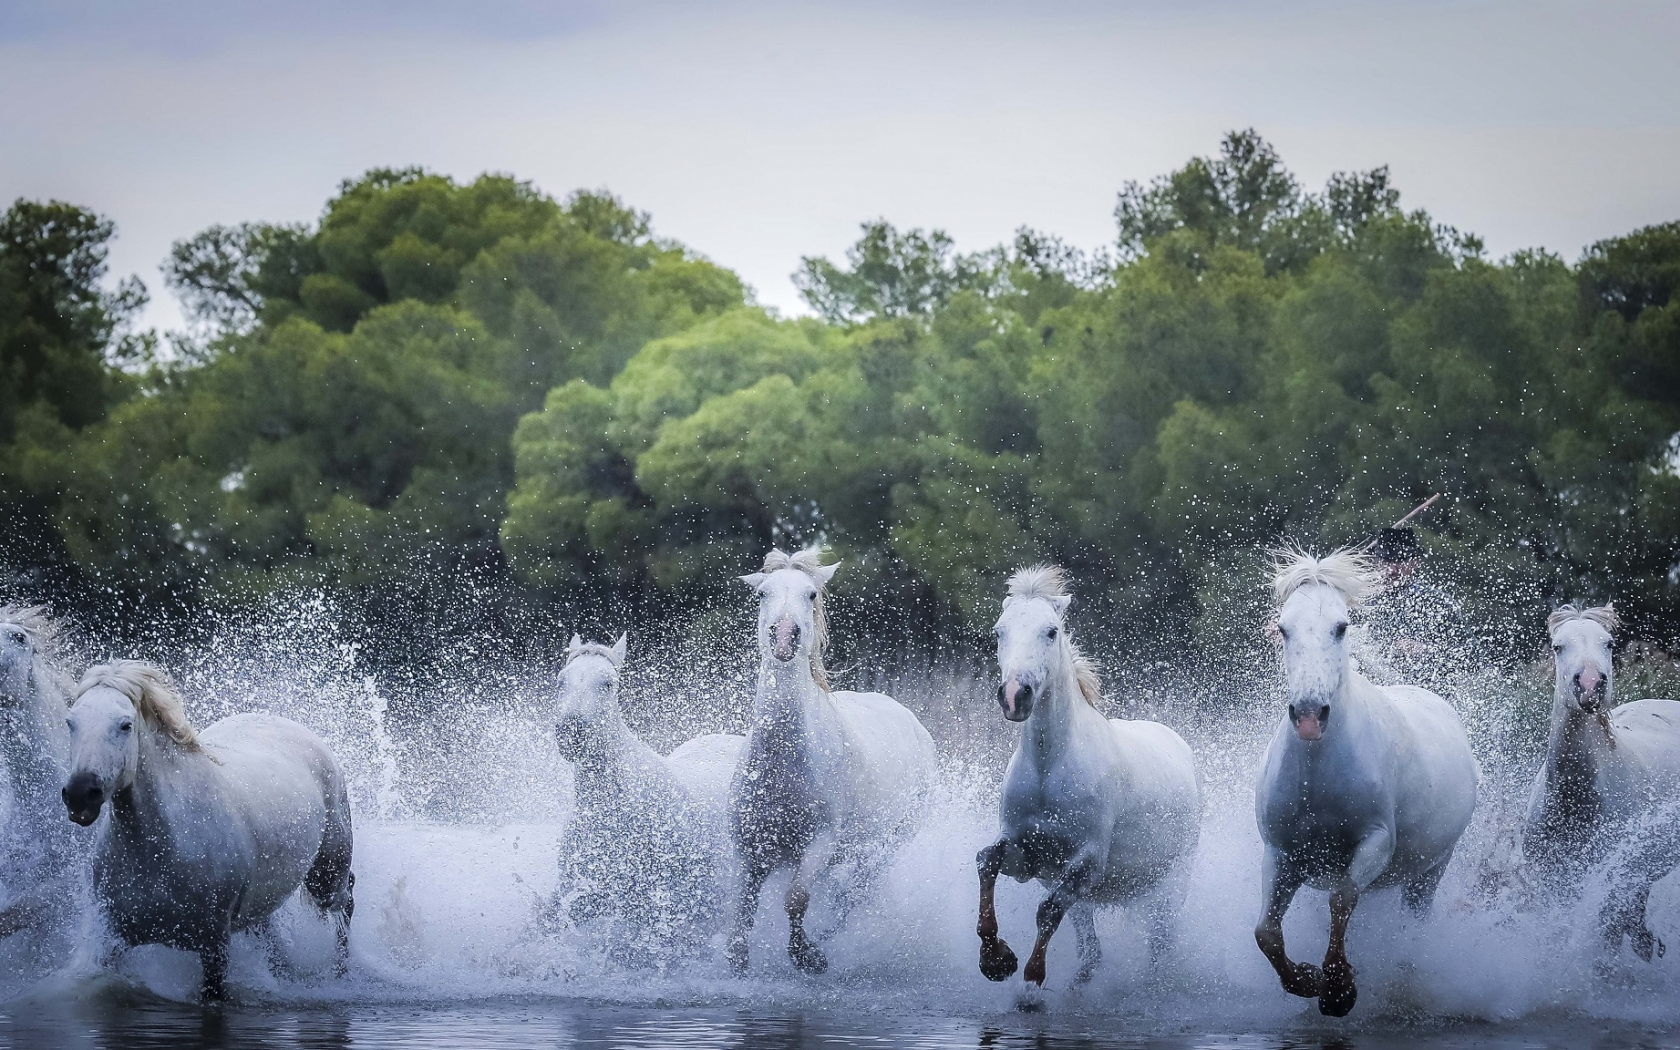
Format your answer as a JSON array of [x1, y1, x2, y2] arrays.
[[1255, 548, 1477, 1016], [0, 605, 81, 941], [726, 548, 938, 974], [975, 566, 1200, 988], [62, 661, 354, 1000], [1524, 604, 1680, 961], [551, 632, 743, 957]]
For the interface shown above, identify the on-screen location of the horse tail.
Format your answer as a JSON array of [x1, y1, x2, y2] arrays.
[[304, 759, 355, 972]]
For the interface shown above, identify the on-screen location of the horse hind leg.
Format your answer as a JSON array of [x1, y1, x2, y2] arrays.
[[304, 804, 355, 977], [1602, 881, 1665, 963], [1071, 904, 1102, 984], [1402, 851, 1453, 917]]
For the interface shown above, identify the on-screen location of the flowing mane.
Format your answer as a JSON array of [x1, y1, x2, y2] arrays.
[[1548, 602, 1619, 636], [1006, 564, 1101, 706], [1267, 546, 1378, 608], [0, 603, 61, 656], [0, 602, 73, 702], [761, 547, 834, 692], [78, 660, 204, 752]]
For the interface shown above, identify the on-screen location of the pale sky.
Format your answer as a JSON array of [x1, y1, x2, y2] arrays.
[[3, 1, 1677, 333]]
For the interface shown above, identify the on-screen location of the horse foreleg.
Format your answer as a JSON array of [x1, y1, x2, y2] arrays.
[[976, 840, 1019, 981], [1319, 879, 1360, 1017], [784, 873, 827, 974], [1319, 828, 1392, 1017], [1254, 850, 1318, 999], [1023, 848, 1104, 987], [726, 859, 771, 975]]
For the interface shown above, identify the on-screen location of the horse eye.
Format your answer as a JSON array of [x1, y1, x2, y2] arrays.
[[119, 720, 133, 732], [1552, 644, 1563, 654], [1334, 623, 1348, 639], [807, 590, 817, 601], [1046, 626, 1058, 639]]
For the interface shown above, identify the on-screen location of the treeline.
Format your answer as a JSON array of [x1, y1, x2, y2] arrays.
[[3, 132, 1677, 660]]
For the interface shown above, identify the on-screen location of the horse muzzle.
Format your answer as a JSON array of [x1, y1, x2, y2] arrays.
[[62, 773, 105, 826], [1289, 703, 1329, 741], [998, 681, 1033, 722], [771, 620, 801, 663], [1574, 673, 1609, 713]]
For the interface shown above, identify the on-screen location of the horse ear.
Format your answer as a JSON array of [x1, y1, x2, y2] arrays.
[[815, 560, 841, 585], [610, 633, 627, 665], [567, 633, 583, 654], [739, 572, 767, 589], [1048, 594, 1071, 617]]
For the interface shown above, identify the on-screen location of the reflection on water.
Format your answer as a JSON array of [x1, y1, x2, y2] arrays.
[[0, 999, 1673, 1050]]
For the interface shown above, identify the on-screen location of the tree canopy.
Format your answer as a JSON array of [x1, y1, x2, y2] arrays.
[[3, 133, 1677, 658]]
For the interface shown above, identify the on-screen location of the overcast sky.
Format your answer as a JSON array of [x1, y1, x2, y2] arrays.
[[3, 0, 1677, 332]]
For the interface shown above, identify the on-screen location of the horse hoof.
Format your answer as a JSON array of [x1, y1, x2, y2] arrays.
[[1281, 962, 1322, 999], [790, 939, 827, 975], [1319, 960, 1356, 1017], [1319, 982, 1357, 1017], [725, 940, 749, 976], [1022, 957, 1047, 987], [1633, 930, 1664, 964], [980, 940, 1019, 982]]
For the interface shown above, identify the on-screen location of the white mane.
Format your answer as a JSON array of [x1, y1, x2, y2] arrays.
[[78, 660, 203, 752], [1005, 564, 1101, 707], [760, 547, 834, 692], [1267, 546, 1378, 608], [0, 603, 73, 702], [1548, 602, 1619, 637]]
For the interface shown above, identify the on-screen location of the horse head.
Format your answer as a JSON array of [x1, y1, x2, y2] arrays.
[[1270, 547, 1377, 742], [64, 661, 199, 826], [993, 565, 1078, 722], [1548, 604, 1617, 715], [740, 548, 838, 681], [0, 618, 36, 708], [554, 633, 628, 760], [0, 604, 56, 711]]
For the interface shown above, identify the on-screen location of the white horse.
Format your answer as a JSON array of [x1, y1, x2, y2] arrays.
[[0, 605, 81, 942], [1524, 603, 1680, 962], [975, 566, 1201, 988], [726, 548, 938, 974], [62, 661, 354, 1001], [550, 632, 744, 959], [1254, 548, 1478, 1016]]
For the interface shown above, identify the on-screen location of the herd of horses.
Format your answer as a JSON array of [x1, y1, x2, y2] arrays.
[[0, 544, 1677, 1014]]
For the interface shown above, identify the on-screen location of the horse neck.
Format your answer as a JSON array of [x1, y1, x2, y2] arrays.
[[748, 652, 826, 750], [0, 662, 70, 792], [114, 727, 217, 837], [569, 710, 655, 781], [1542, 692, 1615, 810], [1021, 644, 1096, 770]]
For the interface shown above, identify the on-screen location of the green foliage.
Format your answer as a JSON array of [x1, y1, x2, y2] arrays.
[[7, 140, 1680, 658], [0, 200, 147, 445]]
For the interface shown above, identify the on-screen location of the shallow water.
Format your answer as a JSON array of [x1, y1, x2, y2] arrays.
[[2, 997, 1678, 1050], [4, 605, 1680, 1047]]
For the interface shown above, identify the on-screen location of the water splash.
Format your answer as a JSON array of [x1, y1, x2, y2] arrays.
[[9, 589, 1680, 1038]]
